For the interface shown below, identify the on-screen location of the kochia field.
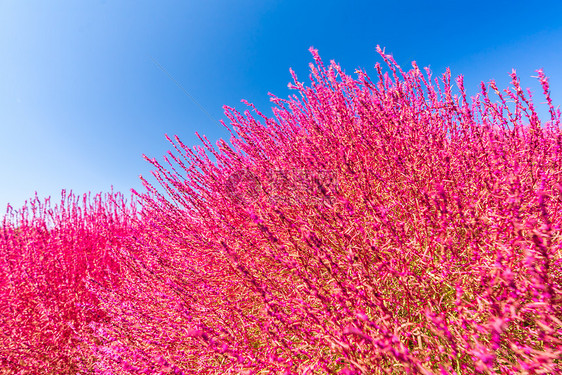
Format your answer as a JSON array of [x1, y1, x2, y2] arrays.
[[1, 47, 561, 374]]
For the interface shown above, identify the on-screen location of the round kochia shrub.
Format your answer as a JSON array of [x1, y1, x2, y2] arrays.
[[92, 47, 562, 374]]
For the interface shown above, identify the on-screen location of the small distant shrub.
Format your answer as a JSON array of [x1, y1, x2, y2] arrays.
[[0, 192, 136, 374]]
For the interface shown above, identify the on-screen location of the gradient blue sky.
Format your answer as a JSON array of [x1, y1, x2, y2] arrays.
[[1, 0, 561, 211]]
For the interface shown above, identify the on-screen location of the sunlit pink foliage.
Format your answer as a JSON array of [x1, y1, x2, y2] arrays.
[[90, 47, 562, 373], [0, 191, 136, 374], [2, 47, 562, 374]]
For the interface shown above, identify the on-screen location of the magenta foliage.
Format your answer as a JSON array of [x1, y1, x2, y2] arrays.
[[96, 47, 562, 373], [0, 191, 137, 374], [3, 47, 562, 374]]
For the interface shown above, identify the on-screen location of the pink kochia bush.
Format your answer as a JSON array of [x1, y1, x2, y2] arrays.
[[0, 191, 137, 374], [94, 47, 562, 373], [2, 46, 562, 374]]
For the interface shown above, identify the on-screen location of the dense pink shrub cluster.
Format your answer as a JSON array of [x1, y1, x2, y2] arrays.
[[1, 47, 561, 373], [1, 192, 137, 373]]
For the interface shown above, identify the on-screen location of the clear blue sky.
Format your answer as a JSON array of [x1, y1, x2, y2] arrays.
[[1, 0, 561, 212]]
